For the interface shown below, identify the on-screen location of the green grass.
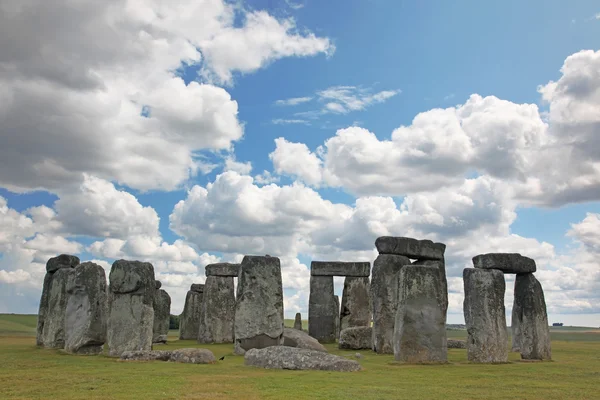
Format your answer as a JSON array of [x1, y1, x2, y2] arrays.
[[1, 314, 599, 399]]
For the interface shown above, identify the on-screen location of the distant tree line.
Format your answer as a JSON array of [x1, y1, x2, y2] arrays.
[[169, 314, 180, 330]]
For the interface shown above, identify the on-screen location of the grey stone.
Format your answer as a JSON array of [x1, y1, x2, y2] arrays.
[[234, 255, 284, 354], [413, 258, 448, 316], [120, 350, 172, 361], [371, 254, 411, 354], [179, 288, 203, 340], [46, 254, 80, 273], [205, 263, 240, 277], [340, 276, 371, 332], [244, 346, 362, 372], [107, 260, 155, 357], [283, 327, 327, 352], [155, 280, 162, 289], [38, 267, 75, 348], [394, 265, 447, 363], [375, 236, 445, 260], [153, 288, 171, 344], [294, 313, 303, 330], [512, 273, 552, 360], [198, 276, 235, 344], [169, 348, 216, 364], [64, 262, 108, 355], [334, 295, 340, 338], [447, 339, 467, 349], [463, 268, 508, 363], [339, 326, 372, 350], [190, 283, 204, 293], [310, 261, 370, 277], [473, 253, 536, 274], [308, 275, 336, 343]]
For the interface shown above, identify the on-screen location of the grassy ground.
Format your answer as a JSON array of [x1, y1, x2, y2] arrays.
[[1, 314, 599, 400]]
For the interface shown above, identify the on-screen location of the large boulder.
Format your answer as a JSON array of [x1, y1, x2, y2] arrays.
[[107, 260, 155, 357], [120, 350, 172, 361], [340, 277, 371, 332], [371, 254, 410, 354], [152, 282, 171, 344], [473, 253, 536, 274], [179, 284, 204, 340], [394, 265, 447, 363], [308, 275, 336, 343], [339, 326, 372, 350], [198, 276, 235, 344], [463, 268, 508, 363], [375, 237, 445, 260], [234, 255, 284, 354], [447, 339, 467, 349], [283, 328, 327, 352], [512, 273, 552, 360], [244, 347, 362, 372], [120, 348, 215, 364], [64, 262, 108, 355]]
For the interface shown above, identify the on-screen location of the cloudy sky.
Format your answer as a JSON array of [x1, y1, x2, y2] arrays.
[[1, 0, 599, 326]]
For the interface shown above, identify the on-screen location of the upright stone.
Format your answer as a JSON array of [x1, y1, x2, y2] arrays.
[[65, 262, 108, 355], [179, 284, 204, 340], [393, 265, 447, 363], [308, 275, 336, 343], [234, 255, 284, 354], [107, 260, 155, 357], [39, 268, 75, 348], [413, 258, 448, 316], [463, 268, 508, 363], [333, 295, 340, 338], [340, 276, 371, 332], [371, 254, 411, 354], [153, 280, 171, 344], [294, 313, 303, 331], [198, 276, 235, 343], [512, 273, 552, 360], [375, 236, 445, 260], [37, 254, 79, 347]]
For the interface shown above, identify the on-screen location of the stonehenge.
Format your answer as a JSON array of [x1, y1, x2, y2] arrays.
[[179, 283, 204, 340], [340, 276, 371, 332], [308, 275, 337, 343], [198, 263, 238, 344], [152, 280, 171, 344]]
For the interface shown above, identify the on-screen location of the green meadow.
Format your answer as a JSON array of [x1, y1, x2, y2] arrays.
[[1, 314, 598, 399]]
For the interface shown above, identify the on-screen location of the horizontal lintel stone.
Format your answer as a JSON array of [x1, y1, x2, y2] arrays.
[[310, 261, 370, 277], [205, 263, 240, 277], [375, 236, 445, 260]]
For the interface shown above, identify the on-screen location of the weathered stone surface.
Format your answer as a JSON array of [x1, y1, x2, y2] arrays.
[[340, 276, 371, 332], [65, 262, 108, 355], [334, 295, 340, 338], [38, 267, 74, 348], [308, 275, 336, 343], [447, 339, 467, 349], [294, 313, 303, 330], [155, 280, 162, 289], [310, 261, 370, 277], [473, 253, 536, 274], [107, 260, 155, 357], [339, 326, 372, 350], [179, 286, 204, 340], [153, 288, 171, 344], [463, 268, 508, 363], [283, 328, 327, 352], [46, 254, 80, 273], [198, 276, 235, 344], [234, 255, 284, 354], [205, 263, 240, 277], [371, 254, 411, 354], [512, 273, 552, 360], [413, 258, 448, 316], [120, 350, 172, 361], [375, 236, 445, 260], [169, 348, 216, 364], [244, 346, 362, 372], [394, 265, 447, 363]]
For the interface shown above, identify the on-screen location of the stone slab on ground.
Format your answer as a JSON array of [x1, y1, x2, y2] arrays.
[[120, 348, 215, 364], [283, 328, 327, 352], [244, 346, 362, 372], [339, 326, 372, 350]]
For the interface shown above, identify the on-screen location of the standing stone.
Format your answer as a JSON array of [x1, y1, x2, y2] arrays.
[[152, 280, 171, 344], [294, 313, 303, 331], [393, 265, 447, 363], [375, 236, 445, 260], [413, 258, 448, 316], [512, 273, 552, 360], [37, 254, 79, 347], [65, 262, 108, 355], [371, 254, 411, 354], [198, 276, 235, 343], [107, 260, 155, 357], [234, 255, 284, 354], [463, 268, 508, 363], [179, 284, 204, 340], [308, 275, 336, 343], [340, 276, 371, 332], [333, 295, 340, 338], [39, 268, 75, 348]]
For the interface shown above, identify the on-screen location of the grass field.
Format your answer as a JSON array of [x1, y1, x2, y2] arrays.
[[1, 314, 599, 399]]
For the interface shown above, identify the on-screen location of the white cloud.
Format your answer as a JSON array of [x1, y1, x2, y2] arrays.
[[269, 138, 324, 186], [275, 96, 313, 106], [567, 213, 600, 254], [224, 155, 253, 175], [254, 170, 280, 185], [272, 118, 310, 125], [0, 269, 31, 284], [317, 86, 400, 114]]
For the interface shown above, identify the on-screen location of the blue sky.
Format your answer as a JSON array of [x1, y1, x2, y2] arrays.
[[0, 0, 599, 326]]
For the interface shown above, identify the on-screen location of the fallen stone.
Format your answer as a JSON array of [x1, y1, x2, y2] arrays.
[[198, 276, 235, 344], [463, 268, 508, 363], [339, 326, 372, 350], [473, 253, 536, 274], [120, 350, 172, 361], [294, 313, 303, 330], [205, 263, 240, 277], [394, 265, 447, 363], [310, 261, 370, 277], [308, 275, 336, 343], [244, 346, 362, 372], [234, 255, 284, 354], [447, 339, 467, 349], [153, 284, 171, 344], [375, 236, 445, 260], [371, 254, 411, 354], [107, 260, 155, 357], [179, 284, 204, 340], [413, 258, 448, 316], [169, 348, 216, 364], [64, 262, 108, 355], [512, 273, 552, 360], [283, 328, 327, 352], [340, 276, 371, 332]]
